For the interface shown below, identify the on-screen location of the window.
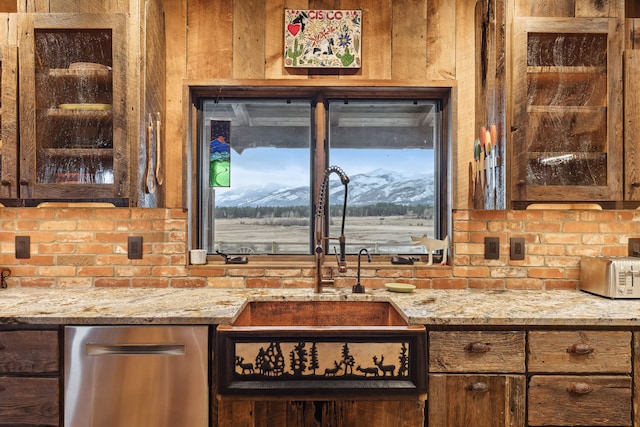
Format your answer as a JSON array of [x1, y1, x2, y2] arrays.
[[193, 87, 450, 258]]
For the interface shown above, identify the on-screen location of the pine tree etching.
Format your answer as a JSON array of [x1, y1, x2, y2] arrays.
[[308, 342, 319, 375], [289, 342, 308, 376], [340, 343, 355, 375], [398, 342, 409, 377], [256, 342, 285, 376]]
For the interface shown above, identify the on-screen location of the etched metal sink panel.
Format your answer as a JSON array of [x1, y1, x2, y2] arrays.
[[215, 300, 427, 398]]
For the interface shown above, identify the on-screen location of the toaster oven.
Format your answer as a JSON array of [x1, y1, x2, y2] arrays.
[[580, 256, 640, 298]]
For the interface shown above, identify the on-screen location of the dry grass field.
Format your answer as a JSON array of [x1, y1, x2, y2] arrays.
[[214, 215, 435, 254]]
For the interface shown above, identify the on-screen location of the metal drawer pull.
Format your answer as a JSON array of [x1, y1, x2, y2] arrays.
[[86, 344, 186, 356], [567, 382, 593, 394], [567, 343, 594, 355], [464, 341, 491, 353], [466, 382, 489, 392]]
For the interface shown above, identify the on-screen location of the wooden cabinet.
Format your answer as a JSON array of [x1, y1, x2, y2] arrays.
[[18, 13, 128, 201], [527, 330, 632, 426], [0, 45, 18, 200], [510, 17, 623, 203], [0, 329, 60, 426], [427, 330, 526, 427]]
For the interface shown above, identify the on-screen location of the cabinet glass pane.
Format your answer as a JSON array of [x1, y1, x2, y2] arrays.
[[34, 29, 114, 185], [524, 32, 608, 187]]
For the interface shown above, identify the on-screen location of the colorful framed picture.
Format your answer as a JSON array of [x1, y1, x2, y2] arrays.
[[209, 120, 231, 187], [284, 9, 361, 68]]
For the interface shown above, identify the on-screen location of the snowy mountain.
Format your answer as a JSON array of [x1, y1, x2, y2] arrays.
[[214, 169, 434, 207]]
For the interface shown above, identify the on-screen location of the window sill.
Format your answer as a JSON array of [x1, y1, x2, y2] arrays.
[[190, 257, 451, 270]]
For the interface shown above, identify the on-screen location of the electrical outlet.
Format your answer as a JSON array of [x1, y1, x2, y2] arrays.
[[15, 236, 30, 259], [629, 238, 640, 257], [484, 237, 499, 259], [510, 237, 525, 260], [128, 236, 143, 259]]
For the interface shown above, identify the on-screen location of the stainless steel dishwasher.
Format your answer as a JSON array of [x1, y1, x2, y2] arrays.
[[64, 326, 208, 427]]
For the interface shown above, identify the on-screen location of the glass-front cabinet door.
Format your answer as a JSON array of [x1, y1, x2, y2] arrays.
[[18, 14, 127, 200], [510, 18, 623, 203]]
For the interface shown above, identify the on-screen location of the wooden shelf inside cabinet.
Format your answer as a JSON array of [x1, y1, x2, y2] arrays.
[[527, 105, 606, 113], [48, 68, 112, 79], [45, 108, 112, 120], [527, 66, 607, 74], [42, 148, 113, 158], [528, 151, 606, 161]]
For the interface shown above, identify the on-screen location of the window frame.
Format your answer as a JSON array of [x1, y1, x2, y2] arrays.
[[187, 83, 453, 261]]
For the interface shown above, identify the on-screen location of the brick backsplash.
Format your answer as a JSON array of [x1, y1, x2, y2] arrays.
[[0, 207, 637, 290]]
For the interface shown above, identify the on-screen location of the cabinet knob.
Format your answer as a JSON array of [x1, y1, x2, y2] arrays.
[[464, 341, 491, 353], [567, 343, 594, 355], [19, 179, 29, 186], [0, 179, 11, 186], [566, 382, 593, 395], [517, 180, 525, 186], [632, 182, 640, 187], [466, 382, 489, 392]]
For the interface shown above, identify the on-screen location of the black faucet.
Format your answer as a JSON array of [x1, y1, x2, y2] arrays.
[[353, 248, 371, 294]]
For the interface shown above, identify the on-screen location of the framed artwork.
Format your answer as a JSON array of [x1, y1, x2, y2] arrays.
[[284, 9, 362, 68], [209, 120, 231, 187]]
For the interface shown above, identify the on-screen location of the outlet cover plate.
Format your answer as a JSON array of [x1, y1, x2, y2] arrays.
[[484, 237, 499, 259], [128, 236, 143, 259], [15, 236, 30, 259], [510, 237, 525, 260]]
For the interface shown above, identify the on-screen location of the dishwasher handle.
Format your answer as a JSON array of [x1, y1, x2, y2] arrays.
[[86, 343, 186, 356]]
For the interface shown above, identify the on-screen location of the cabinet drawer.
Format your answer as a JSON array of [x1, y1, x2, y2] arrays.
[[528, 331, 631, 373], [0, 330, 59, 373], [528, 375, 631, 426], [429, 331, 525, 373], [0, 377, 59, 426]]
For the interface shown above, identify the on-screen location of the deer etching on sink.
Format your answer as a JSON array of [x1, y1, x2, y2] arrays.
[[324, 361, 342, 376], [235, 356, 254, 374], [373, 355, 396, 377], [356, 365, 379, 377]]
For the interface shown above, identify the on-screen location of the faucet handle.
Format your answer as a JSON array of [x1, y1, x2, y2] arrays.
[[333, 247, 348, 273]]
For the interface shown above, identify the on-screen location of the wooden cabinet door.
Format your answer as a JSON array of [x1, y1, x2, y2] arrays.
[[428, 374, 525, 427], [18, 13, 128, 201], [0, 377, 59, 426], [510, 17, 623, 203]]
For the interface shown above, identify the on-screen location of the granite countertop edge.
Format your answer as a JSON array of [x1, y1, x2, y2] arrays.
[[1, 287, 639, 327]]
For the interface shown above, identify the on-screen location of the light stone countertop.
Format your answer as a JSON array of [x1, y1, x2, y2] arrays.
[[0, 287, 639, 327]]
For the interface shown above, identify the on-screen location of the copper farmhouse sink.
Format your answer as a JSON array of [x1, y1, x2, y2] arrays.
[[215, 299, 426, 398], [231, 300, 409, 327]]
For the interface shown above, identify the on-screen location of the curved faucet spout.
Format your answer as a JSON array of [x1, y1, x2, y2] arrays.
[[314, 166, 350, 293], [353, 248, 371, 294]]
